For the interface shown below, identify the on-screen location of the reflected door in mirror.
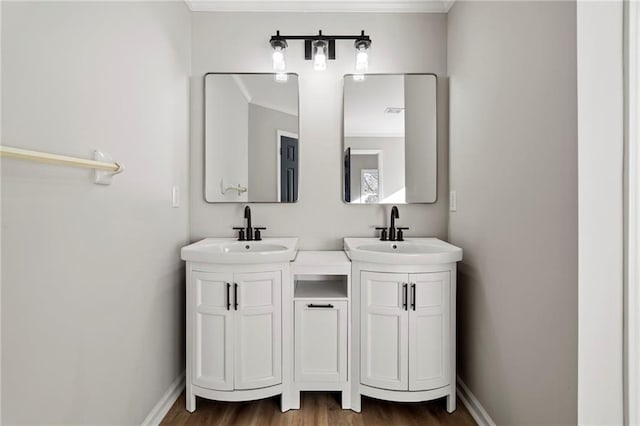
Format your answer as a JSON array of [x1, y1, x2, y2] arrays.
[[279, 133, 298, 202]]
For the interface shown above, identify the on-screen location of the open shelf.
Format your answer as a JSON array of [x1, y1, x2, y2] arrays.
[[294, 276, 348, 299]]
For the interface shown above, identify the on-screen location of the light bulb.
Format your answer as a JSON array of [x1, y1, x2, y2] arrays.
[[356, 45, 368, 72], [272, 45, 286, 71], [313, 41, 327, 71]]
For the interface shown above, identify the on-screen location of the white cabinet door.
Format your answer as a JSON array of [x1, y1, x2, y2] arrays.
[[408, 272, 451, 391], [361, 271, 409, 391], [192, 271, 234, 391], [294, 300, 347, 383], [234, 271, 282, 390]]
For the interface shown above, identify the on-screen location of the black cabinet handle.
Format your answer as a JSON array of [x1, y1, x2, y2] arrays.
[[234, 283, 239, 310], [402, 283, 408, 311], [307, 303, 334, 308], [226, 283, 231, 311], [411, 283, 416, 311]]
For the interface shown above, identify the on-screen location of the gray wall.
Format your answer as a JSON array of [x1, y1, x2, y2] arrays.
[[404, 74, 437, 203], [1, 2, 191, 423], [447, 1, 578, 424], [190, 12, 449, 248], [205, 74, 249, 202], [248, 103, 298, 202]]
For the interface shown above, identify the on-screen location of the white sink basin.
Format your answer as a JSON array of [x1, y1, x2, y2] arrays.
[[344, 237, 462, 265], [181, 237, 298, 264]]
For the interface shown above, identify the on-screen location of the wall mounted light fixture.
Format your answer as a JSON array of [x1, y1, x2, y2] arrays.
[[269, 30, 372, 73]]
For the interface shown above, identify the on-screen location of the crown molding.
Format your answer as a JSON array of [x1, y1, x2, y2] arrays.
[[184, 0, 456, 13]]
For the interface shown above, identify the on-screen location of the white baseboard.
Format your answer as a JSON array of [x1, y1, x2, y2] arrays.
[[456, 376, 496, 426], [142, 371, 185, 426]]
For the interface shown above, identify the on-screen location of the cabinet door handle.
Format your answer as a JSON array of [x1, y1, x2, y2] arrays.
[[307, 303, 334, 308], [234, 283, 239, 311], [402, 283, 408, 311], [411, 283, 416, 311], [226, 283, 231, 311]]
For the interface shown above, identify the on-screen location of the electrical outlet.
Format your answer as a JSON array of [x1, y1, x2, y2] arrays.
[[449, 190, 457, 212]]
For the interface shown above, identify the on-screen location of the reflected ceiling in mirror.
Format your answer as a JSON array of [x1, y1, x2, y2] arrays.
[[205, 73, 299, 203], [343, 74, 437, 204]]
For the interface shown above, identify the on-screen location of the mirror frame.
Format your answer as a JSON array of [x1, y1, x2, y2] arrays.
[[342, 73, 438, 205], [203, 72, 301, 204]]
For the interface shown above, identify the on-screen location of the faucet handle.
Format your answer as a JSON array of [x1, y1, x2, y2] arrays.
[[232, 227, 246, 241], [397, 227, 409, 241], [375, 227, 388, 241], [254, 227, 266, 241]]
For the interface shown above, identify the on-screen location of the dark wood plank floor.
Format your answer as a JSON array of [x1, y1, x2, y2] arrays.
[[161, 392, 477, 425]]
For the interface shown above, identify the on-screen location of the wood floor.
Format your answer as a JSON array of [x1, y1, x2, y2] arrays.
[[161, 392, 477, 425]]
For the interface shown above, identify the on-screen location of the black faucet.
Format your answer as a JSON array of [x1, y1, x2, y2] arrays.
[[389, 206, 399, 241], [233, 206, 267, 241], [376, 205, 408, 241], [244, 206, 253, 241]]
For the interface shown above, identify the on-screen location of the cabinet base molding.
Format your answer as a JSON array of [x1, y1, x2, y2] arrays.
[[190, 384, 282, 404], [360, 383, 452, 403], [142, 372, 185, 426], [456, 377, 496, 426]]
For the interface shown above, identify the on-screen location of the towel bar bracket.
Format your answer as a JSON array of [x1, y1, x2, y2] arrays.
[[94, 150, 124, 185]]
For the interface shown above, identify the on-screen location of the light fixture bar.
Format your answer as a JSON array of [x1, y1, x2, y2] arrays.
[[269, 29, 372, 66]]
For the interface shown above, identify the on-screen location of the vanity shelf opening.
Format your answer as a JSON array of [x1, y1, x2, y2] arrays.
[[294, 275, 348, 299]]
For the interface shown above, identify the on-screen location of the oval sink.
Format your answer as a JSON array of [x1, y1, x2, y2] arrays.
[[181, 237, 298, 264], [344, 237, 462, 265]]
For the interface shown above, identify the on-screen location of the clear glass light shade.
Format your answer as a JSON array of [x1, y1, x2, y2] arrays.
[[313, 41, 327, 71], [272, 46, 286, 71], [356, 45, 368, 72]]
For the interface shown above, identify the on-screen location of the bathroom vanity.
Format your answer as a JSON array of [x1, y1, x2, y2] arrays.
[[180, 238, 298, 412], [343, 237, 462, 413], [185, 66, 462, 415], [181, 236, 462, 414]]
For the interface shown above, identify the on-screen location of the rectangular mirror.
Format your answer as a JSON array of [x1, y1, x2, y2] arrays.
[[205, 73, 299, 203], [343, 74, 437, 204]]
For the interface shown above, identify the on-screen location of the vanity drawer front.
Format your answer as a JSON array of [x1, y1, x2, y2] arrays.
[[294, 300, 347, 383]]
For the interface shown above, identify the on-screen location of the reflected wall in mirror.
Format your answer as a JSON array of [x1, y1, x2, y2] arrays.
[[205, 73, 299, 203], [343, 74, 437, 204]]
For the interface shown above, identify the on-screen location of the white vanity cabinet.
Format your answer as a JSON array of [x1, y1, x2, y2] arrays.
[[184, 262, 291, 413], [361, 271, 450, 392], [350, 261, 458, 414], [290, 251, 352, 409], [190, 270, 281, 392]]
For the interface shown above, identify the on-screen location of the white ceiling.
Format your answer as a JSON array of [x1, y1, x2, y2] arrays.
[[185, 0, 455, 13], [344, 75, 404, 137]]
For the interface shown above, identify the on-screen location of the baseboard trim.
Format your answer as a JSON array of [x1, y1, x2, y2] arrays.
[[142, 371, 185, 426], [456, 376, 496, 426]]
